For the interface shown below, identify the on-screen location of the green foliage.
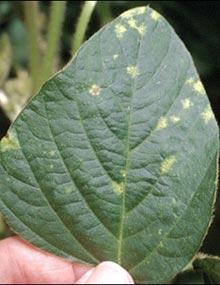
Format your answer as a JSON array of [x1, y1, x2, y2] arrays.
[[173, 270, 205, 284], [71, 1, 97, 54], [39, 1, 66, 88], [0, 6, 218, 283], [0, 34, 11, 87], [193, 255, 220, 284]]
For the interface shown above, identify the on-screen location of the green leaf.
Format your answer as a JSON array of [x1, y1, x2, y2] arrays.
[[172, 270, 205, 284], [0, 34, 11, 87], [0, 6, 219, 284], [193, 255, 220, 284]]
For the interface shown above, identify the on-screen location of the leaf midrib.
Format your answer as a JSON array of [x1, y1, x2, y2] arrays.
[[117, 11, 152, 264]]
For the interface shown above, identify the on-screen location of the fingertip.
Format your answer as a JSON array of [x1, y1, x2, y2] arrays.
[[76, 261, 134, 284]]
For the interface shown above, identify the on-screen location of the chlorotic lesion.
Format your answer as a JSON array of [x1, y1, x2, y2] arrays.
[[160, 155, 176, 174], [170, 115, 180, 123], [126, 65, 139, 78], [201, 105, 215, 124], [186, 77, 205, 95], [64, 186, 74, 194], [89, 84, 101, 96], [155, 116, 168, 130], [127, 18, 146, 36], [112, 181, 124, 195], [151, 10, 161, 21], [136, 24, 146, 36], [49, 150, 56, 156], [113, 54, 119, 60], [1, 129, 20, 152], [128, 18, 137, 28], [186, 77, 194, 85], [115, 23, 127, 39], [181, 98, 193, 109], [193, 80, 205, 95]]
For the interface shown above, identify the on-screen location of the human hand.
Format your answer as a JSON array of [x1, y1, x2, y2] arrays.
[[0, 237, 134, 284]]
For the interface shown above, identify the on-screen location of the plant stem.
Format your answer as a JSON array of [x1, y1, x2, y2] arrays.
[[71, 1, 97, 55], [96, 1, 112, 26], [40, 1, 66, 87], [22, 1, 41, 93]]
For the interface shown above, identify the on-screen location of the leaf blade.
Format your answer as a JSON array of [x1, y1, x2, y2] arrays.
[[0, 6, 219, 283]]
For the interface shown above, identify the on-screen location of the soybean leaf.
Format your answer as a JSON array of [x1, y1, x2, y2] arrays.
[[193, 255, 220, 284], [172, 270, 205, 284], [0, 6, 219, 284]]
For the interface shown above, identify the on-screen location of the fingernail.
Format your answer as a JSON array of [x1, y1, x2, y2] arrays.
[[76, 268, 95, 284], [86, 261, 134, 284]]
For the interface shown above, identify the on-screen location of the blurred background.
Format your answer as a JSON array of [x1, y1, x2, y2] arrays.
[[0, 1, 219, 256]]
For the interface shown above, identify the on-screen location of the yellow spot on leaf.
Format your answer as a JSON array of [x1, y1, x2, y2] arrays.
[[115, 23, 127, 39], [127, 18, 146, 36], [112, 181, 124, 194], [170, 115, 180, 123], [1, 130, 20, 152], [127, 65, 139, 78], [64, 186, 74, 194], [136, 24, 146, 36], [160, 155, 176, 174], [49, 150, 55, 156], [172, 198, 177, 204], [113, 54, 119, 60], [49, 164, 54, 170], [128, 18, 137, 28], [186, 77, 194, 85], [201, 105, 215, 124], [181, 98, 193, 109], [155, 117, 168, 130], [121, 7, 147, 18], [193, 80, 205, 95], [120, 170, 126, 178], [89, 84, 101, 96], [151, 10, 161, 21]]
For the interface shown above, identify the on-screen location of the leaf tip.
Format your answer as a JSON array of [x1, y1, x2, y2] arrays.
[[120, 6, 147, 19]]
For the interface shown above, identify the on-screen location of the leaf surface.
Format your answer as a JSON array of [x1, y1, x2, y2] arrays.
[[0, 6, 219, 283]]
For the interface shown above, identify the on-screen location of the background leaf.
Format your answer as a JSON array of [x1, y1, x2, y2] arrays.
[[172, 270, 205, 284], [0, 6, 219, 284], [193, 255, 220, 284], [0, 34, 11, 87]]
